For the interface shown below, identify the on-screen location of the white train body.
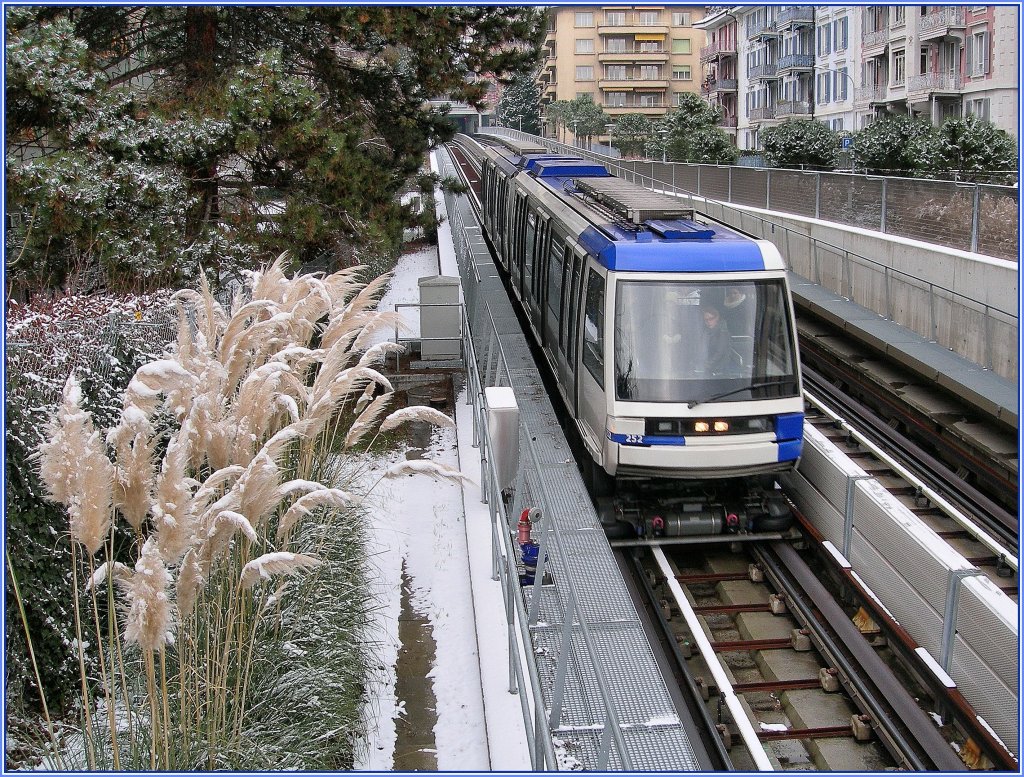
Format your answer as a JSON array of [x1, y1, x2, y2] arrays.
[[475, 139, 804, 482]]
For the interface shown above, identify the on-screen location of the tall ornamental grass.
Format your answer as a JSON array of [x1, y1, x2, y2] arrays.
[[25, 255, 463, 770]]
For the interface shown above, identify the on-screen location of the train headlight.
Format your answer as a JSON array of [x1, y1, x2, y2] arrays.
[[713, 421, 729, 433], [693, 421, 710, 433]]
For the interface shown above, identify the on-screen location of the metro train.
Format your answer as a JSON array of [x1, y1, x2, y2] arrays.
[[464, 134, 804, 536]]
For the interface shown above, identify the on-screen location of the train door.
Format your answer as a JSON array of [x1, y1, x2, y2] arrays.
[[511, 190, 529, 299], [577, 262, 608, 462], [526, 213, 550, 336], [558, 245, 586, 416], [542, 229, 567, 367]]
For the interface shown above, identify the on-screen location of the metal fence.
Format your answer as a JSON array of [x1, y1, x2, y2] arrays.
[[6, 308, 179, 445], [483, 128, 1019, 380], [490, 128, 1019, 262]]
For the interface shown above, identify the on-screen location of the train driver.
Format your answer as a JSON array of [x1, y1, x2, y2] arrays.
[[699, 300, 734, 375]]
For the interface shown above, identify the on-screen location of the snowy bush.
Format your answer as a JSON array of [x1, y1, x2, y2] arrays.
[[760, 119, 840, 169]]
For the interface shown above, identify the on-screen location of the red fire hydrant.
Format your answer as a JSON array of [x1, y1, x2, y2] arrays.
[[518, 507, 539, 544]]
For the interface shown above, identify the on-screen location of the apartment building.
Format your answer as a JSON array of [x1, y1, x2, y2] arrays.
[[537, 5, 705, 139], [697, 5, 1018, 151]]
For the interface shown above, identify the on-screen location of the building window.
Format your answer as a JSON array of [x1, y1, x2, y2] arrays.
[[639, 11, 660, 26], [672, 65, 692, 80], [607, 37, 628, 53], [606, 64, 626, 79], [834, 17, 849, 49], [968, 28, 990, 76], [640, 65, 661, 80], [576, 91, 593, 100], [836, 67, 849, 100], [638, 40, 662, 52], [672, 11, 691, 26], [575, 12, 593, 27], [966, 97, 990, 121], [892, 49, 906, 85], [575, 38, 594, 54], [892, 6, 906, 25], [605, 11, 625, 26], [576, 65, 595, 81], [606, 91, 627, 107], [671, 38, 691, 54], [638, 93, 662, 107]]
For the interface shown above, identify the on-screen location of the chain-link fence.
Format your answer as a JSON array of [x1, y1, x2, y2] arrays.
[[488, 129, 1018, 262], [7, 304, 180, 448]]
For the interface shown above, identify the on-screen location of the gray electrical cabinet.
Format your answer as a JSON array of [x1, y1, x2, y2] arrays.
[[418, 275, 461, 360]]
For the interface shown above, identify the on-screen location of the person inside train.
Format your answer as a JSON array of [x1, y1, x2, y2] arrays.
[[699, 300, 734, 375], [722, 285, 756, 336]]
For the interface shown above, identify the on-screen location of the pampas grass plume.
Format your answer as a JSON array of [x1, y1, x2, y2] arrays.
[[123, 537, 176, 652], [379, 406, 455, 434], [240, 552, 321, 590], [383, 459, 468, 485]]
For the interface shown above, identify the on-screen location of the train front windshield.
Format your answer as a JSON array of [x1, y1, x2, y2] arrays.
[[614, 280, 800, 403]]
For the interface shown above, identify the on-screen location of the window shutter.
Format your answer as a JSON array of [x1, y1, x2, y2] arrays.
[[982, 32, 990, 74], [966, 34, 975, 75]]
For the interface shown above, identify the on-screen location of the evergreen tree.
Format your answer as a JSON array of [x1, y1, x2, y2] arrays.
[[760, 119, 840, 169], [611, 113, 653, 157], [851, 114, 935, 176], [543, 100, 572, 143], [5, 6, 545, 292], [655, 95, 737, 164], [497, 73, 541, 134], [564, 95, 609, 146], [911, 114, 1018, 184]]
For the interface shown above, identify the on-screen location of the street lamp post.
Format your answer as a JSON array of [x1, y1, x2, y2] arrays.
[[658, 127, 668, 163], [605, 122, 616, 157], [571, 120, 579, 148]]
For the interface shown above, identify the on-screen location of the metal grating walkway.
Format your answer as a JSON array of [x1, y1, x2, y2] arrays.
[[436, 147, 712, 770]]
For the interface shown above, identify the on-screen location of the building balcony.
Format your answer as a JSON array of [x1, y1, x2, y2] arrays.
[[776, 6, 815, 30], [604, 104, 668, 116], [775, 99, 812, 117], [862, 28, 888, 51], [907, 72, 964, 94], [599, 78, 669, 90], [720, 116, 738, 128], [854, 84, 888, 105], [748, 105, 776, 121], [747, 63, 779, 80], [598, 24, 669, 36], [700, 78, 738, 95], [919, 8, 966, 41], [700, 41, 737, 62], [777, 53, 814, 72], [746, 20, 779, 40], [598, 49, 669, 63]]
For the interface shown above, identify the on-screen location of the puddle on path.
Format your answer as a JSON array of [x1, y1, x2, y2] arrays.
[[393, 563, 439, 771]]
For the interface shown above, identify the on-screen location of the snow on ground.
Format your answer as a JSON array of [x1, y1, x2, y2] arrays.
[[354, 242, 530, 770]]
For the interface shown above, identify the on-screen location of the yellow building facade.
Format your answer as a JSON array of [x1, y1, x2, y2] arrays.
[[537, 5, 706, 139]]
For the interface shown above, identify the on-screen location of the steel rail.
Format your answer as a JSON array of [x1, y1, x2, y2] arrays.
[[754, 542, 968, 772]]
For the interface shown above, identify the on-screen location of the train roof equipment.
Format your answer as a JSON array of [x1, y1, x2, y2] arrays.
[[573, 176, 693, 224], [481, 134, 548, 156]]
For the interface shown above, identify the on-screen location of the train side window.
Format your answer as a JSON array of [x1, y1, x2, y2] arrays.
[[534, 218, 551, 301], [546, 235, 564, 318], [582, 269, 605, 387], [523, 207, 537, 291]]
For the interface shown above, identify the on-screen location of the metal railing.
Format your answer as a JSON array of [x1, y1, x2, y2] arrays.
[[482, 128, 1019, 378], [484, 128, 1018, 262], [445, 188, 637, 769]]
